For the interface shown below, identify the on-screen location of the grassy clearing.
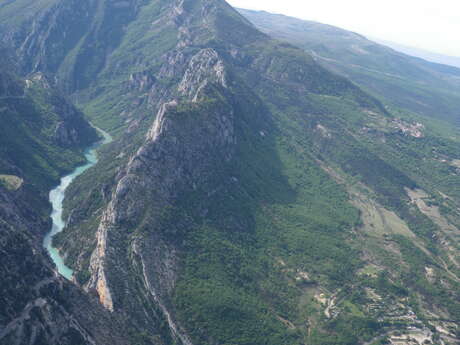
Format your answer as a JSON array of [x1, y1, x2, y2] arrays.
[[358, 265, 381, 278], [351, 193, 414, 238], [0, 174, 23, 191], [451, 159, 460, 168]]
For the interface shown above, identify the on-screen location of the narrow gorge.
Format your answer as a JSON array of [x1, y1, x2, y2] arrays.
[[43, 127, 113, 280]]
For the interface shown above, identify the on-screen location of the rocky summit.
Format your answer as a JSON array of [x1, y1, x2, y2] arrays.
[[0, 1, 459, 345]]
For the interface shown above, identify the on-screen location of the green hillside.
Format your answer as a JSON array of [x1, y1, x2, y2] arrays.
[[0, 50, 98, 189], [239, 8, 460, 127], [0, 48, 136, 344]]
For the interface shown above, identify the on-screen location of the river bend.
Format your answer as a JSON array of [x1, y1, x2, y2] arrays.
[[43, 127, 112, 280]]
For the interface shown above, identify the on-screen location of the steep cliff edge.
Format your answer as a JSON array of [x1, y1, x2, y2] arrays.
[[0, 202, 131, 345], [0, 51, 98, 190], [59, 1, 459, 343], [0, 53, 133, 345]]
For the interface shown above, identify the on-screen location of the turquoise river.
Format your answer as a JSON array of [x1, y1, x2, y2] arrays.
[[43, 127, 112, 280]]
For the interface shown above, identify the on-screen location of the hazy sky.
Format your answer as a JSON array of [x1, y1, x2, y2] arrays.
[[227, 0, 460, 57]]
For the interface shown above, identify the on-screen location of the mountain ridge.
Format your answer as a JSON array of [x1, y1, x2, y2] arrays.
[[238, 8, 460, 126], [372, 38, 460, 69], [0, 47, 135, 345]]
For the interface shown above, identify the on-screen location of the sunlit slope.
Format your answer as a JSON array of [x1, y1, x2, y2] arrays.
[[239, 8, 460, 126]]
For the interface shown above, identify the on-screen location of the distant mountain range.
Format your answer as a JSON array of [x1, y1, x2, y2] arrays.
[[372, 38, 460, 69], [239, 8, 460, 126]]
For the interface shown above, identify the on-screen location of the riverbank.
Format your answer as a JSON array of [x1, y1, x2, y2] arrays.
[[43, 127, 112, 280]]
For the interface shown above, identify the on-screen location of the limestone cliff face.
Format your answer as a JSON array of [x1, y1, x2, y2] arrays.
[[87, 203, 115, 312], [3, 0, 147, 92], [0, 134, 128, 345], [0, 65, 98, 181], [178, 49, 228, 100], [0, 58, 130, 345], [0, 187, 131, 345], [25, 72, 98, 148], [86, 46, 235, 343]]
